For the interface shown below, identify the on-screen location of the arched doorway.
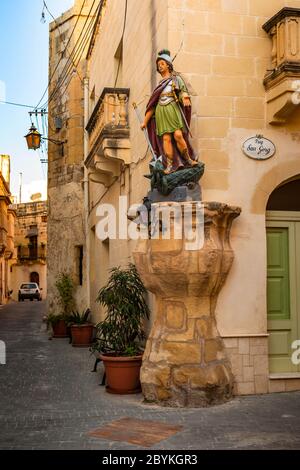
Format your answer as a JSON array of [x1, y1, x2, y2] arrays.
[[266, 177, 300, 373], [30, 272, 39, 285]]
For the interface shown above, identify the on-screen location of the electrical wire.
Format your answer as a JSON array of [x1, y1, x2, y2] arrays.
[[88, 169, 124, 216], [49, 2, 99, 101], [44, 111, 48, 131], [86, 0, 104, 59], [47, 0, 106, 110], [34, 113, 47, 179], [3, 3, 95, 116], [34, 0, 89, 110], [0, 100, 38, 109], [35, 113, 47, 158], [28, 112, 35, 126], [84, 0, 127, 112], [39, 0, 99, 110], [42, 0, 86, 86], [75, 0, 128, 119], [36, 0, 86, 108], [41, 112, 48, 153], [88, 145, 150, 215], [43, 3, 100, 109], [43, 1, 106, 112], [88, 144, 150, 215], [42, 0, 62, 24], [37, 1, 131, 196]]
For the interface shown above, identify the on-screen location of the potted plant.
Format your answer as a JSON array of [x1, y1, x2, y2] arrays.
[[48, 272, 74, 339], [55, 272, 74, 316], [68, 308, 94, 347], [46, 313, 68, 338], [93, 263, 150, 394]]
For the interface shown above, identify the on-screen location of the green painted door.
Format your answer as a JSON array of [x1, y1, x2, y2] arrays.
[[266, 216, 300, 373]]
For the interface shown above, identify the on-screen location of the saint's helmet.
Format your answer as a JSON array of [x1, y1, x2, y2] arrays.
[[156, 49, 173, 71]]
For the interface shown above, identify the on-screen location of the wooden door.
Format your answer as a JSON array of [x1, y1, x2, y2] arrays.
[[266, 212, 300, 373]]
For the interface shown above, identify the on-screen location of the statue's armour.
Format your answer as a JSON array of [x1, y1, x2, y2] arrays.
[[158, 81, 175, 106]]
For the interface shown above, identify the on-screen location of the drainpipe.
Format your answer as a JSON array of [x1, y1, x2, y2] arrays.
[[83, 77, 90, 308]]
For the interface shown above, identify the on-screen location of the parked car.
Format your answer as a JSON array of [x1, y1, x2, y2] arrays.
[[18, 283, 42, 302]]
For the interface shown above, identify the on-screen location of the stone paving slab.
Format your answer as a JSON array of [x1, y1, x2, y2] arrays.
[[0, 301, 300, 450], [88, 417, 184, 447]]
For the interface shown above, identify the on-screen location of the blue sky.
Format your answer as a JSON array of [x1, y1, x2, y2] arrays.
[[0, 0, 74, 201]]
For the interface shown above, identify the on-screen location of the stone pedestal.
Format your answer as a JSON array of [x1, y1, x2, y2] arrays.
[[133, 201, 241, 407]]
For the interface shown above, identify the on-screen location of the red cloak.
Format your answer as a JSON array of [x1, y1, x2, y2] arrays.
[[145, 76, 196, 171]]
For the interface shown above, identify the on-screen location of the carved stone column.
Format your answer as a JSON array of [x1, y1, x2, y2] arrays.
[[118, 93, 128, 126], [133, 201, 241, 407]]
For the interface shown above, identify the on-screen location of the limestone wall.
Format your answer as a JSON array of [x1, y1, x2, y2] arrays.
[[165, 0, 300, 339], [87, 0, 169, 319], [0, 162, 14, 304], [47, 2, 97, 315], [47, 181, 86, 314], [11, 202, 47, 245], [85, 0, 300, 392], [10, 201, 47, 302], [164, 1, 300, 394]]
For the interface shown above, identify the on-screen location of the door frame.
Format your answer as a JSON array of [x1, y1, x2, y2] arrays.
[[266, 210, 300, 222], [266, 210, 300, 373]]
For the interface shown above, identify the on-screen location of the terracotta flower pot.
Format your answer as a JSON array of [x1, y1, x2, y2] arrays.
[[100, 354, 143, 394], [71, 324, 94, 347], [52, 319, 68, 338]]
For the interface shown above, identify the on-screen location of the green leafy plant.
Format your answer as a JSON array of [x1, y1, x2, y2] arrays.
[[67, 308, 91, 325], [93, 264, 150, 356], [46, 313, 64, 328], [55, 272, 74, 316]]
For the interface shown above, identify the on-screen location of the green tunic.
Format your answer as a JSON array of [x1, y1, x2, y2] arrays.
[[155, 76, 188, 136]]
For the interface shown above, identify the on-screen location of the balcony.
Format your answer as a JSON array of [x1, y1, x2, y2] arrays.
[[85, 88, 130, 187], [17, 244, 47, 264], [263, 7, 300, 124]]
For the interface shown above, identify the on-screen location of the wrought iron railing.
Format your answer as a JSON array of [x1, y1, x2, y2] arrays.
[[17, 244, 47, 261]]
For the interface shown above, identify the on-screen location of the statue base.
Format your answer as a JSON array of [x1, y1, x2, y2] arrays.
[[133, 201, 241, 407], [145, 161, 204, 196], [148, 182, 201, 203]]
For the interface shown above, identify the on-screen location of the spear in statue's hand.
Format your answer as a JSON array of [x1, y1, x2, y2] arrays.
[[132, 102, 162, 166]]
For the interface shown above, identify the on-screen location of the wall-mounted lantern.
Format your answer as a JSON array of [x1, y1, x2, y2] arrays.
[[24, 125, 42, 151], [24, 124, 66, 156]]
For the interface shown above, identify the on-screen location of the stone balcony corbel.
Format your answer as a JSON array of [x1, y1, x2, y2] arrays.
[[85, 88, 130, 187], [265, 78, 300, 124], [263, 8, 300, 124], [0, 228, 7, 255]]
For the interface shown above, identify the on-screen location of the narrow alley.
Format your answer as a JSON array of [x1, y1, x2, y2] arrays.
[[0, 302, 299, 450]]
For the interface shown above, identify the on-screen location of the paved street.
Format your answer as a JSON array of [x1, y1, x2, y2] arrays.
[[0, 300, 300, 450]]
